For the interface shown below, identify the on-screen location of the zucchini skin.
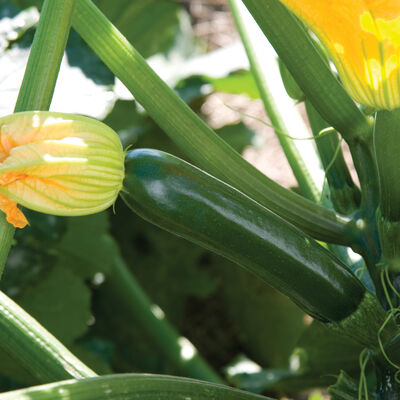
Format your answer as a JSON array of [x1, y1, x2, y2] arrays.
[[121, 149, 365, 322]]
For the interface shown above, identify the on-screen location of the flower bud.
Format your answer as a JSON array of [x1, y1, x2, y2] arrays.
[[278, 0, 400, 110], [0, 111, 124, 228]]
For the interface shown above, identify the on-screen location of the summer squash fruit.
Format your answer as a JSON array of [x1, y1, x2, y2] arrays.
[[121, 149, 365, 323]]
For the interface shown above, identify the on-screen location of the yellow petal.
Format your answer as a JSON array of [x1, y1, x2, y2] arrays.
[[0, 111, 124, 226], [0, 194, 28, 228], [279, 0, 400, 109]]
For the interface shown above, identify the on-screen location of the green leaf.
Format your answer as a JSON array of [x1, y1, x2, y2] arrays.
[[144, 42, 248, 89], [0, 374, 273, 400], [290, 321, 363, 380], [215, 123, 257, 154], [69, 344, 113, 376], [11, 0, 41, 9], [229, 320, 367, 393], [230, 369, 309, 393], [220, 266, 306, 368], [207, 70, 259, 99], [17, 266, 91, 345], [13, 0, 183, 61], [328, 370, 374, 400], [0, 1, 38, 50], [94, 0, 181, 58], [111, 201, 217, 326], [56, 213, 120, 280]]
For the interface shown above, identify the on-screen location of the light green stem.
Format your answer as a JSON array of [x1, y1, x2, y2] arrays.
[[228, 0, 322, 202], [15, 0, 75, 111], [0, 290, 96, 382], [305, 100, 360, 214], [72, 0, 353, 245], [0, 0, 76, 279], [105, 256, 223, 383]]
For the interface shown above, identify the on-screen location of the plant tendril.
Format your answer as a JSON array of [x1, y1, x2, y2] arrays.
[[377, 308, 400, 383], [359, 348, 371, 400], [223, 102, 335, 141]]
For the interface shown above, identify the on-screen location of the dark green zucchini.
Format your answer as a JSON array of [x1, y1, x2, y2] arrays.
[[121, 149, 365, 322]]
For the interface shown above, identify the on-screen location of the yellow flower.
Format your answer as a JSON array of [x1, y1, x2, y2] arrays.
[[278, 0, 400, 110], [0, 112, 124, 228]]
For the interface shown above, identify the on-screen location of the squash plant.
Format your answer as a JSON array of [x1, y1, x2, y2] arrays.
[[0, 0, 400, 399]]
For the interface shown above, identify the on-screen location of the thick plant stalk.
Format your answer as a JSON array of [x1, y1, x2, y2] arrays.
[[0, 374, 270, 400], [374, 109, 400, 276], [0, 290, 96, 382], [105, 256, 223, 383], [228, 0, 323, 202], [374, 109, 400, 222], [72, 0, 353, 246], [0, 0, 76, 278]]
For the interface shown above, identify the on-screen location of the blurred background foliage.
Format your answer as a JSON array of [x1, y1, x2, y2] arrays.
[[0, 0, 363, 397]]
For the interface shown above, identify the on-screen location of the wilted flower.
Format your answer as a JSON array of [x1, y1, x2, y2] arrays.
[[279, 0, 400, 110], [0, 111, 124, 228]]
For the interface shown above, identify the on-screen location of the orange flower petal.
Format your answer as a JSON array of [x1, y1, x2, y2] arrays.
[[279, 0, 400, 109], [0, 194, 28, 228]]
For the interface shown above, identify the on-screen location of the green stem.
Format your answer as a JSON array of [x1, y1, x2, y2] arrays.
[[105, 256, 223, 383], [348, 134, 383, 304], [374, 109, 400, 282], [228, 0, 322, 202], [0, 0, 76, 279], [241, 0, 372, 142], [305, 100, 361, 214], [0, 290, 96, 382], [375, 109, 400, 222], [72, 0, 352, 245], [0, 374, 269, 400], [15, 0, 75, 112]]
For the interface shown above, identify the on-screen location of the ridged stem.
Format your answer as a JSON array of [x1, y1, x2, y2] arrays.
[[0, 290, 96, 382], [0, 374, 268, 400], [305, 100, 360, 214]]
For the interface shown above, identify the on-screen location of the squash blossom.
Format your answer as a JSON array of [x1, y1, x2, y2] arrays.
[[0, 112, 124, 228], [278, 0, 400, 110]]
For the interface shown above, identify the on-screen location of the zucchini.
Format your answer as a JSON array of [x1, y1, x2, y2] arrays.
[[121, 149, 365, 322]]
